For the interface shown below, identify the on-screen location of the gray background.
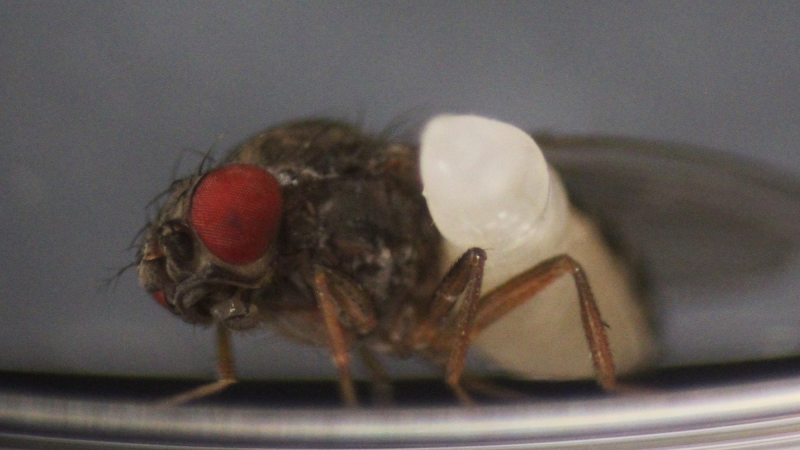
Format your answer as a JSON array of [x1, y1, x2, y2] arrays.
[[2, 1, 800, 380]]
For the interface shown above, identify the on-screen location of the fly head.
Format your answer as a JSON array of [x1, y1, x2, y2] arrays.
[[137, 164, 283, 330]]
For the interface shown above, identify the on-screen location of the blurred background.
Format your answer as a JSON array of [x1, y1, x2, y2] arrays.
[[1, 1, 800, 381]]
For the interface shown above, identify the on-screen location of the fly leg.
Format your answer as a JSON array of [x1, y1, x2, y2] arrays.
[[311, 265, 378, 407], [414, 248, 487, 404], [158, 323, 237, 406], [472, 254, 616, 391], [357, 345, 393, 405]]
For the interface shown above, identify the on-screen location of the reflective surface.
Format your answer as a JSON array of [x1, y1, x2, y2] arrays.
[[541, 134, 800, 367], [3, 374, 800, 449]]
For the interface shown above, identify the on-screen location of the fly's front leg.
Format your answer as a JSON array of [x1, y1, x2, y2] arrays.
[[473, 254, 616, 391], [158, 323, 237, 406], [415, 248, 487, 403], [311, 265, 378, 407]]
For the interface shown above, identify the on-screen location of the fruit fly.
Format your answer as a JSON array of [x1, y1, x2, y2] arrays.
[[136, 119, 614, 406]]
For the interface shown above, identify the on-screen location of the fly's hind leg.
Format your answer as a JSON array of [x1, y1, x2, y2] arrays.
[[472, 254, 616, 391], [157, 323, 238, 406]]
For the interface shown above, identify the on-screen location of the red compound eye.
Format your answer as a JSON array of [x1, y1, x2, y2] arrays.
[[190, 164, 283, 265], [152, 291, 169, 309]]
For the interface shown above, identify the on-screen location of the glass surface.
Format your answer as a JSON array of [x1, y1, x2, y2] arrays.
[[541, 135, 800, 367]]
